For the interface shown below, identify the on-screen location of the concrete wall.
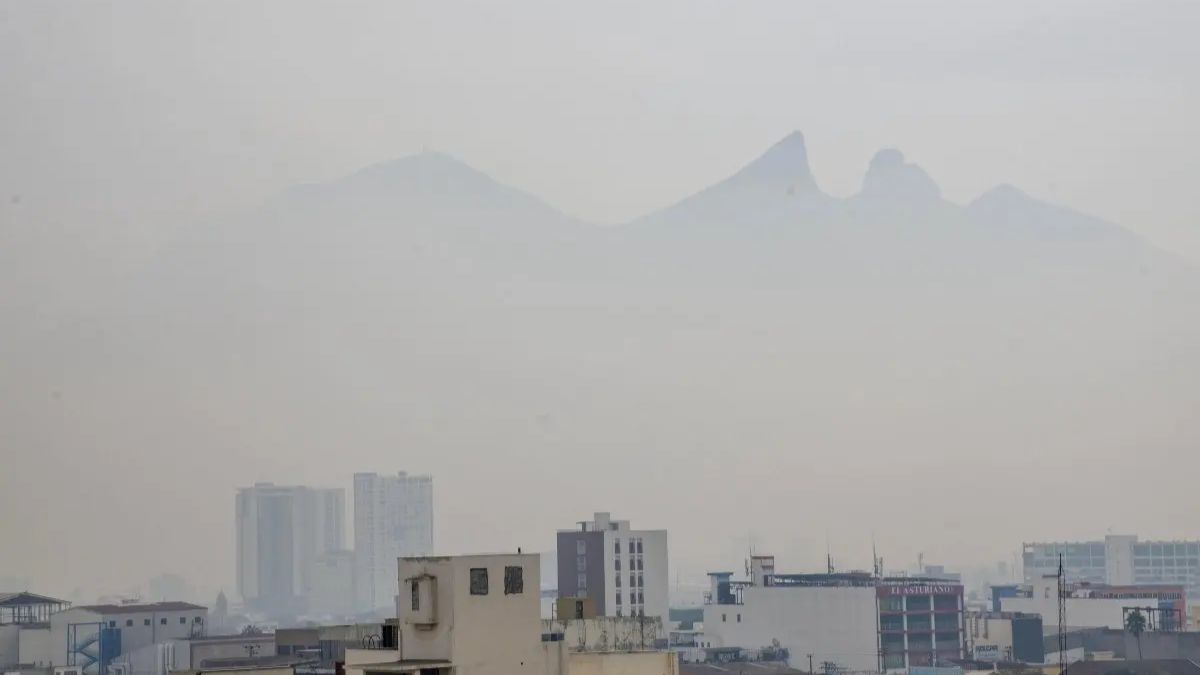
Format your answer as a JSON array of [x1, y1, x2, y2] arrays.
[[398, 554, 550, 675], [567, 651, 677, 675], [702, 586, 879, 672], [544, 617, 665, 653], [18, 627, 51, 667], [0, 625, 19, 667]]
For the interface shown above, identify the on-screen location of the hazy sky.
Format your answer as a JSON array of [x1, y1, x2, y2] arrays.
[[2, 1, 1200, 602], [3, 1, 1198, 258]]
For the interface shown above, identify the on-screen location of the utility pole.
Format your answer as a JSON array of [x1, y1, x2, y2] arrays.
[[1058, 554, 1068, 675], [808, 653, 814, 675]]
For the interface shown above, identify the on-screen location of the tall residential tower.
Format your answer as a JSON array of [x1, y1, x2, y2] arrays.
[[353, 471, 434, 611], [234, 483, 345, 615]]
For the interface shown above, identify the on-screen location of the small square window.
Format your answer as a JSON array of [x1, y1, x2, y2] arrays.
[[195, 617, 203, 624], [179, 617, 186, 625], [722, 613, 727, 622], [504, 566, 524, 595], [470, 567, 489, 595], [160, 618, 167, 625], [144, 619, 150, 626], [576, 540, 586, 555], [109, 621, 116, 628], [125, 619, 133, 627]]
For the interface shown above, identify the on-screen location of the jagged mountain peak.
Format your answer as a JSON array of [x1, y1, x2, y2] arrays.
[[726, 130, 819, 191], [859, 148, 941, 202]]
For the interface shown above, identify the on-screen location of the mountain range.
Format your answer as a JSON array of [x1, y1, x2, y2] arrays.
[[4, 131, 1198, 578]]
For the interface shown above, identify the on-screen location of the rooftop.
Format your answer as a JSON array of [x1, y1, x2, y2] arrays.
[[354, 660, 453, 674], [0, 592, 69, 607], [75, 601, 206, 614]]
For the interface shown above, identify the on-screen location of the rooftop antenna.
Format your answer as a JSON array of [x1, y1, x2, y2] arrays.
[[826, 531, 834, 574], [872, 534, 881, 578]]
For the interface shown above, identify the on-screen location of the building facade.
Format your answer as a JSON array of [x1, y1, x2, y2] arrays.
[[49, 602, 208, 675], [703, 557, 965, 673], [340, 552, 677, 675], [556, 513, 669, 623], [353, 472, 434, 612], [235, 483, 345, 615], [1024, 535, 1200, 599], [1000, 575, 1186, 630]]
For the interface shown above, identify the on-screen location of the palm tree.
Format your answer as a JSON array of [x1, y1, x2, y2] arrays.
[[1125, 609, 1147, 660]]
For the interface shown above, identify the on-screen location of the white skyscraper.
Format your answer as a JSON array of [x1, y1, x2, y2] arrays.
[[235, 483, 345, 614], [353, 471, 434, 611]]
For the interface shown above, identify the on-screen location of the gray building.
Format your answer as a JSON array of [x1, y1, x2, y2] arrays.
[[1024, 535, 1200, 598], [235, 483, 345, 615], [556, 512, 669, 622]]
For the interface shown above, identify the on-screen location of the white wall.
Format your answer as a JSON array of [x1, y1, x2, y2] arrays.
[[703, 587, 879, 672], [566, 651, 678, 675], [1000, 595, 1130, 630], [17, 626, 50, 667], [398, 554, 554, 675]]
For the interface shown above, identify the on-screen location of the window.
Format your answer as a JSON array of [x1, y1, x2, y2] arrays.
[[615, 558, 621, 570], [737, 614, 742, 623], [160, 618, 167, 625], [577, 573, 587, 590], [574, 601, 585, 619], [907, 595, 931, 611], [144, 619, 150, 626], [615, 593, 622, 604], [194, 617, 203, 624], [577, 555, 587, 571], [880, 614, 904, 631], [179, 617, 186, 624], [934, 595, 958, 610], [470, 567, 489, 595], [879, 596, 903, 612], [630, 573, 636, 587], [411, 581, 420, 611], [108, 621, 116, 628], [125, 619, 133, 627], [504, 565, 524, 594], [637, 591, 643, 604], [615, 574, 621, 587], [576, 540, 586, 555], [722, 613, 727, 622], [637, 540, 644, 554], [614, 540, 621, 554]]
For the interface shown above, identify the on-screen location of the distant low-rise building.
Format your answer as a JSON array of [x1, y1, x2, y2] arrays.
[[999, 575, 1186, 631], [1024, 536, 1200, 599], [703, 555, 966, 673], [0, 592, 70, 669], [50, 601, 208, 675]]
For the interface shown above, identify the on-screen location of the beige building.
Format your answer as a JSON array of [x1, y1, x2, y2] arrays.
[[346, 553, 676, 675]]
